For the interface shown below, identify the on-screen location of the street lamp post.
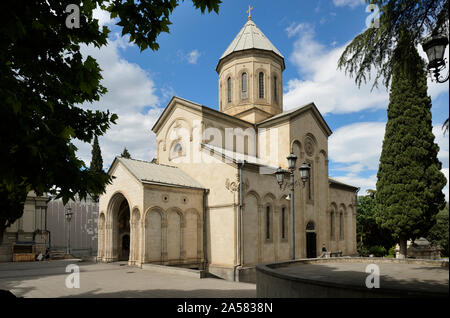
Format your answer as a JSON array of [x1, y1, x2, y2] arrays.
[[65, 207, 73, 255], [422, 34, 449, 83], [275, 153, 311, 260]]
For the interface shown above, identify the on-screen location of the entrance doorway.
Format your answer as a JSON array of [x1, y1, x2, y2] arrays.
[[121, 234, 130, 261], [117, 199, 130, 261], [306, 221, 317, 258]]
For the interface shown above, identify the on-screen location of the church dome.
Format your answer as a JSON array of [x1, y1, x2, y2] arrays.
[[217, 19, 285, 70], [216, 18, 285, 123]]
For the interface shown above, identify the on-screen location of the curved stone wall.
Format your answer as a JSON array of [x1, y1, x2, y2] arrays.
[[256, 257, 449, 298]]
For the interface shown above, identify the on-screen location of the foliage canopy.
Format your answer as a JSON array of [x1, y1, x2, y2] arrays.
[[0, 0, 221, 235]]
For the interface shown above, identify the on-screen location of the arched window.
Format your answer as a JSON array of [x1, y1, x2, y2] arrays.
[[306, 221, 315, 231], [266, 205, 271, 239], [259, 72, 264, 99], [172, 142, 183, 158], [273, 76, 277, 103], [281, 207, 286, 239], [227, 77, 232, 103], [241, 73, 248, 100], [339, 213, 344, 240], [330, 212, 335, 240]]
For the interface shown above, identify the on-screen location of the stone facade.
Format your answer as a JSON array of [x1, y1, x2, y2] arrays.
[[98, 18, 359, 281], [0, 192, 50, 262]]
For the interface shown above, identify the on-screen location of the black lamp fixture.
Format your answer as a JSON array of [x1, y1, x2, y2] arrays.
[[287, 153, 297, 171], [422, 34, 449, 83], [65, 207, 73, 255], [299, 163, 311, 184], [65, 207, 73, 222], [275, 167, 286, 187]]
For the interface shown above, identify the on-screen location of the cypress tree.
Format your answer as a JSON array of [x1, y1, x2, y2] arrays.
[[121, 147, 131, 159], [90, 136, 103, 173], [90, 136, 103, 202], [375, 30, 447, 258]]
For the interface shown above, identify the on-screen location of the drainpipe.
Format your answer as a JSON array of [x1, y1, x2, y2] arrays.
[[233, 161, 245, 281], [354, 187, 360, 255], [203, 189, 209, 271]]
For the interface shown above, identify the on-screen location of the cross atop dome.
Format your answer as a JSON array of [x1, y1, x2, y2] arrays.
[[247, 5, 253, 20]]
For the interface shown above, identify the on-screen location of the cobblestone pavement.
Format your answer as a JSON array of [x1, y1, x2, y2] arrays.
[[0, 260, 256, 298]]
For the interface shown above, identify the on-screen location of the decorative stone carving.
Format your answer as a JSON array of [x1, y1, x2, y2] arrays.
[[226, 177, 249, 193], [225, 178, 239, 192], [304, 136, 315, 157]]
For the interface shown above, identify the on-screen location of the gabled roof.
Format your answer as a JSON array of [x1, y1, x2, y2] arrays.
[[220, 20, 284, 61], [329, 178, 360, 191], [109, 157, 205, 190], [257, 102, 333, 137], [151, 96, 253, 134]]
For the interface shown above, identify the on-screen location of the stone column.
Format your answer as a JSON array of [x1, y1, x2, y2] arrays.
[[180, 216, 186, 261], [257, 204, 263, 263], [141, 218, 147, 264]]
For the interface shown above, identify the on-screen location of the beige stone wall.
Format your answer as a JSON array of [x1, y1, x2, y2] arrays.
[[1, 192, 49, 262], [154, 100, 242, 269], [98, 161, 205, 267], [141, 184, 204, 267], [289, 111, 330, 256], [238, 109, 358, 263], [242, 167, 291, 265], [5, 192, 49, 238], [256, 120, 291, 168], [98, 162, 144, 263], [328, 185, 358, 255]]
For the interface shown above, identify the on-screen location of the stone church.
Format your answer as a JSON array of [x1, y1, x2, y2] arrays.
[[98, 17, 359, 281]]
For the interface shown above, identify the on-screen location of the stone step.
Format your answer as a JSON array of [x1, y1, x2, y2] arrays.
[[142, 263, 206, 278]]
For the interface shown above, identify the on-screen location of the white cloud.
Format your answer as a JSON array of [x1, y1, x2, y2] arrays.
[[177, 49, 202, 64], [332, 0, 365, 8], [81, 34, 159, 114], [330, 122, 449, 200], [329, 122, 386, 171], [283, 24, 389, 114], [433, 126, 449, 201], [283, 24, 449, 115], [75, 35, 164, 168], [285, 22, 309, 38], [434, 126, 449, 167], [187, 49, 201, 64], [334, 174, 378, 194], [442, 168, 449, 201], [92, 5, 116, 27]]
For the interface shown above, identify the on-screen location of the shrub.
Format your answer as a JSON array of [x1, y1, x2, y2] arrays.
[[357, 242, 370, 257], [369, 245, 387, 257]]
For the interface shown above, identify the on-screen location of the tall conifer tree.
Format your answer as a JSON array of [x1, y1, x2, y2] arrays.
[[375, 30, 447, 258], [90, 136, 103, 202], [121, 148, 131, 159], [90, 136, 103, 173]]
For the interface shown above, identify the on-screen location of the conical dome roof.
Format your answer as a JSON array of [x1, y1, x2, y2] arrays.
[[219, 19, 284, 62]]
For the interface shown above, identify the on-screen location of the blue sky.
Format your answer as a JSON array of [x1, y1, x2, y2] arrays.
[[76, 0, 449, 199]]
